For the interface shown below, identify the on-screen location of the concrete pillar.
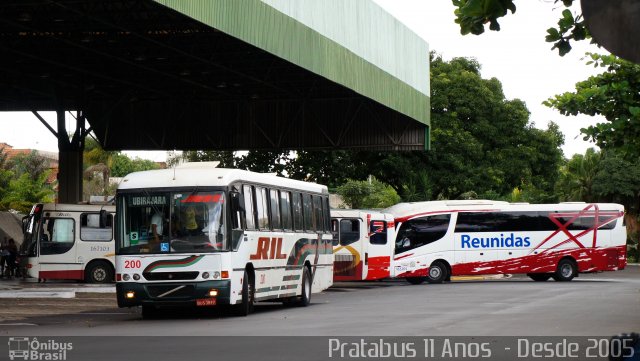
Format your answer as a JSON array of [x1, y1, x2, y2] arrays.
[[56, 109, 84, 204]]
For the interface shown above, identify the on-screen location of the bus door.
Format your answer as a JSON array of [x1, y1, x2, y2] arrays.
[[363, 214, 394, 280], [332, 217, 363, 281], [35, 214, 79, 280]]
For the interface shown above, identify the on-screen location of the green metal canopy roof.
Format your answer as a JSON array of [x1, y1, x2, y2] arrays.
[[157, 0, 430, 128], [0, 0, 430, 150]]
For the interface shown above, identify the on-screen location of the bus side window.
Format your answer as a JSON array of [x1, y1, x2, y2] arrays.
[[269, 189, 282, 230], [80, 213, 113, 241], [243, 185, 256, 230], [339, 219, 359, 246], [280, 191, 293, 231], [302, 193, 313, 231], [40, 218, 75, 255], [324, 197, 331, 233], [292, 192, 303, 231], [396, 214, 451, 253], [255, 187, 270, 230], [369, 221, 387, 245], [313, 195, 323, 233]]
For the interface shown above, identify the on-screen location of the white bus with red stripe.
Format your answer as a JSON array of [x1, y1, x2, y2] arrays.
[[385, 200, 627, 284], [22, 203, 116, 283], [114, 163, 333, 318], [331, 210, 395, 281]]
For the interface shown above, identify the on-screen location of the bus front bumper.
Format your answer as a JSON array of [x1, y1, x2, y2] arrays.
[[116, 280, 232, 308]]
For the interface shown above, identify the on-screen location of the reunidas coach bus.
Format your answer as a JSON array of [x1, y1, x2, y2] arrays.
[[385, 200, 627, 284], [114, 163, 333, 318]]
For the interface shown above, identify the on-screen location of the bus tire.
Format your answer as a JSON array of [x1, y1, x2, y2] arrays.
[[85, 261, 113, 284], [297, 267, 312, 307], [552, 259, 577, 282], [405, 277, 426, 285], [427, 261, 448, 284], [235, 270, 254, 316], [528, 273, 552, 282]]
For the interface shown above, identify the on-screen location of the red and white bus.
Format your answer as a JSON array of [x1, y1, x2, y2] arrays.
[[385, 200, 627, 284], [22, 203, 116, 283], [331, 210, 395, 281], [115, 163, 334, 318]]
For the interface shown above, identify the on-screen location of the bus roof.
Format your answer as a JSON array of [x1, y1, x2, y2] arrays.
[[330, 209, 391, 218], [384, 200, 624, 220], [40, 203, 116, 212], [118, 167, 328, 194]]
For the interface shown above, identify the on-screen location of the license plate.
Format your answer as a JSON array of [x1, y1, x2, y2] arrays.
[[196, 298, 216, 307]]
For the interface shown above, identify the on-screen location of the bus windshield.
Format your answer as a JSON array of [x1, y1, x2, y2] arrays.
[[117, 190, 227, 255]]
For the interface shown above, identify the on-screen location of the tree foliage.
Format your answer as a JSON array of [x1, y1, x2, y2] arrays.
[[164, 54, 564, 206], [556, 148, 640, 212], [335, 177, 400, 209], [545, 53, 640, 159], [110, 154, 161, 178], [1, 172, 55, 213], [82, 139, 160, 198], [8, 150, 50, 179], [453, 0, 589, 56]]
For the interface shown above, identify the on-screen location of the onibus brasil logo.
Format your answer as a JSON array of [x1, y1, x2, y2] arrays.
[[8, 337, 73, 360]]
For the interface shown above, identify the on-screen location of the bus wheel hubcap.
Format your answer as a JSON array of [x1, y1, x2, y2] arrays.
[[561, 264, 572, 277], [94, 269, 105, 281], [430, 268, 441, 279]]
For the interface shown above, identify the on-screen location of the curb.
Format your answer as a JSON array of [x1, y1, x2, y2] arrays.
[[0, 286, 115, 299], [451, 274, 508, 281]]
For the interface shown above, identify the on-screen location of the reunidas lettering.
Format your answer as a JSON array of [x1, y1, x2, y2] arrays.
[[461, 233, 531, 249]]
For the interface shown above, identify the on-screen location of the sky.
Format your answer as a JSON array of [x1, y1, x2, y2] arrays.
[[0, 1, 605, 161]]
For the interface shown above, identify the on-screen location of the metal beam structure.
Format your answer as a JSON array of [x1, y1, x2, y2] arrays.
[[0, 0, 430, 201], [0, 0, 430, 151]]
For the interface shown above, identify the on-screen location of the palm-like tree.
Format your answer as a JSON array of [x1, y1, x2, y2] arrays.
[[558, 148, 601, 202]]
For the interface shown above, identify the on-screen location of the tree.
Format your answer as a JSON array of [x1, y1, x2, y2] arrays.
[[163, 54, 564, 204], [404, 54, 564, 200], [0, 147, 14, 204], [110, 154, 161, 177], [453, 0, 589, 56], [82, 139, 160, 198], [1, 172, 55, 213], [170, 150, 237, 168], [591, 153, 640, 213], [545, 53, 640, 159], [555, 148, 601, 202], [8, 150, 50, 179], [335, 177, 400, 209]]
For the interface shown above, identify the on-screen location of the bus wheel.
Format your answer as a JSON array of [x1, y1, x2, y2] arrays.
[[552, 259, 577, 282], [405, 277, 426, 285], [297, 267, 312, 307], [235, 270, 254, 316], [528, 273, 552, 282], [85, 261, 113, 283], [427, 261, 448, 284]]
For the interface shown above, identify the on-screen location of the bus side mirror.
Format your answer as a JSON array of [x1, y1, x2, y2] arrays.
[[99, 210, 108, 228], [21, 216, 28, 233], [230, 191, 245, 214]]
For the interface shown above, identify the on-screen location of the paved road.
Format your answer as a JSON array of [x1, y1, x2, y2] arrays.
[[0, 266, 637, 337]]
